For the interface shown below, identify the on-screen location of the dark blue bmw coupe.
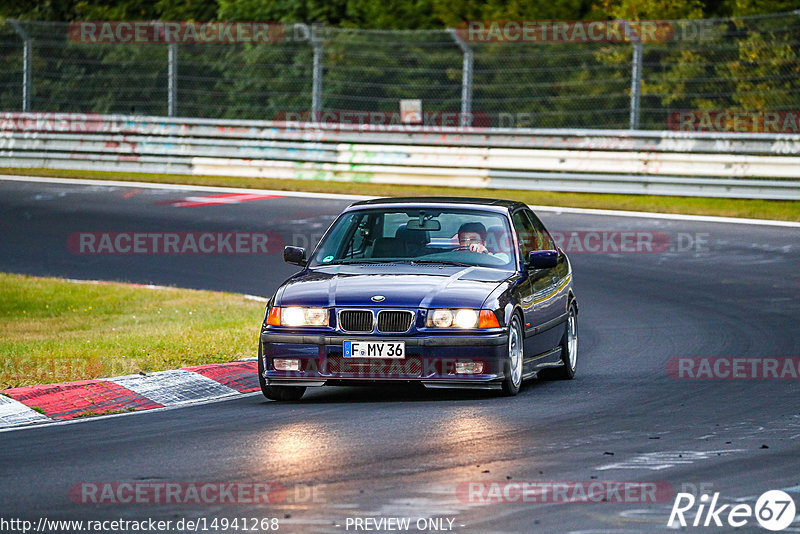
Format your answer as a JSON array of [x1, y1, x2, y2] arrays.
[[258, 197, 578, 400]]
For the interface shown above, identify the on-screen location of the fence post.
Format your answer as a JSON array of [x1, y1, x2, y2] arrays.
[[9, 20, 32, 112], [619, 20, 644, 130], [311, 25, 323, 120], [168, 42, 178, 117], [630, 40, 643, 130], [448, 29, 473, 127]]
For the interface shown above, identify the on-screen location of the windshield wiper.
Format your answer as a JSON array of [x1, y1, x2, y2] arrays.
[[411, 259, 473, 267], [324, 259, 408, 265]]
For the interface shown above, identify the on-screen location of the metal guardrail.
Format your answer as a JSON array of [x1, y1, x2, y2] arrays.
[[1, 113, 799, 199]]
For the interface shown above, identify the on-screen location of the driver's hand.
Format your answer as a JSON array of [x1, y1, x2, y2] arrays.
[[469, 243, 488, 253]]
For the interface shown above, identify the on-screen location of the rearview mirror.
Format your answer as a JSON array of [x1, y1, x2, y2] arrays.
[[527, 250, 558, 269], [283, 246, 307, 266], [406, 219, 441, 231]]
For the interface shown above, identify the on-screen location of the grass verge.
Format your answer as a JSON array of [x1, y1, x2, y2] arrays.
[[1, 167, 798, 222], [0, 273, 264, 389]]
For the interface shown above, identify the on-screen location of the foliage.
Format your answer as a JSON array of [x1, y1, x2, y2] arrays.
[[0, 1, 798, 128]]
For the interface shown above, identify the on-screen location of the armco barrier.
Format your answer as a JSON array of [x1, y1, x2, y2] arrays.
[[1, 112, 799, 199]]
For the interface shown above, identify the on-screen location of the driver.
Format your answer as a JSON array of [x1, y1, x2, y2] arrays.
[[458, 222, 490, 253], [457, 222, 511, 263]]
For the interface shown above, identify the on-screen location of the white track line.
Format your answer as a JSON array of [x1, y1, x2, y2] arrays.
[[1, 174, 798, 227], [529, 204, 800, 227], [0, 174, 373, 201]]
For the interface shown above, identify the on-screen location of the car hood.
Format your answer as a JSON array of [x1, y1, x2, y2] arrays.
[[277, 264, 512, 309]]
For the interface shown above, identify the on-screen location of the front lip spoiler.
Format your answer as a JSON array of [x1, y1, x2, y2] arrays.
[[266, 379, 327, 387], [260, 332, 507, 346], [265, 377, 502, 389], [421, 380, 501, 390]]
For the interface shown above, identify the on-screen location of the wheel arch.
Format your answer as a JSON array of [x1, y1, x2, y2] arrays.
[[567, 290, 578, 315]]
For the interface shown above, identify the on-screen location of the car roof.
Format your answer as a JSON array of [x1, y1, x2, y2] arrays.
[[349, 196, 526, 210]]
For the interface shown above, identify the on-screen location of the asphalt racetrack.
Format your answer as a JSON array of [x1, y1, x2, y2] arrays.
[[1, 177, 799, 533]]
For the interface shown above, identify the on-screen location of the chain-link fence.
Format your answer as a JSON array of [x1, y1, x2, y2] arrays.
[[0, 13, 798, 130]]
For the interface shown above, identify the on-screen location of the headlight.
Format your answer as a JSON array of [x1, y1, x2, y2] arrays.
[[429, 309, 454, 327], [268, 306, 329, 327], [454, 309, 479, 328], [427, 308, 480, 328]]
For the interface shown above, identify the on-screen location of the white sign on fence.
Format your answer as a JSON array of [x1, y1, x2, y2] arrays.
[[400, 99, 422, 124]]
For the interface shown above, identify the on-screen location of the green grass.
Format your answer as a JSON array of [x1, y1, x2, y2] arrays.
[[0, 273, 265, 389], [1, 167, 798, 222], [73, 408, 133, 418]]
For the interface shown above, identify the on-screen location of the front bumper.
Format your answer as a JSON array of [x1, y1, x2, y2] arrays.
[[260, 330, 509, 389]]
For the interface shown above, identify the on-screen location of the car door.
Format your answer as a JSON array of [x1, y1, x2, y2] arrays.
[[524, 209, 570, 355], [510, 209, 540, 359]]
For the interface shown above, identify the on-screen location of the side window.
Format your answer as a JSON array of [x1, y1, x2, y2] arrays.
[[525, 211, 556, 251], [512, 210, 537, 260]]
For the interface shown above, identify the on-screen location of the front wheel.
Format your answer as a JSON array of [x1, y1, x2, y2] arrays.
[[543, 302, 578, 380], [500, 314, 524, 396], [258, 344, 306, 401]]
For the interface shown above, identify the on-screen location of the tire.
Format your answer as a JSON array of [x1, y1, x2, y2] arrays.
[[543, 302, 578, 380], [258, 344, 306, 401], [500, 314, 524, 396]]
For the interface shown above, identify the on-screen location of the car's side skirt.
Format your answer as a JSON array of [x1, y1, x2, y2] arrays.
[[522, 346, 563, 380]]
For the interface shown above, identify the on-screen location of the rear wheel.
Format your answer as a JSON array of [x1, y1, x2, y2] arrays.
[[543, 302, 578, 380], [500, 314, 524, 396], [258, 344, 306, 401]]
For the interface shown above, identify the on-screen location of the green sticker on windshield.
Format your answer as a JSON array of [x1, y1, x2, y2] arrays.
[[322, 255, 334, 263]]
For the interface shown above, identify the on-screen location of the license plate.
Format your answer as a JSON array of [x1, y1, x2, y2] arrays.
[[343, 340, 405, 359]]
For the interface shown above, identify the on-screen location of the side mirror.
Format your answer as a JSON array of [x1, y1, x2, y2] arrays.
[[527, 250, 558, 269], [283, 246, 307, 266]]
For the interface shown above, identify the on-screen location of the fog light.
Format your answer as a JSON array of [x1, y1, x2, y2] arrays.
[[455, 361, 484, 374], [274, 358, 300, 371]]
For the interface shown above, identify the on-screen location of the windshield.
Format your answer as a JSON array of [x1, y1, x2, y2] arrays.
[[309, 207, 516, 269]]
